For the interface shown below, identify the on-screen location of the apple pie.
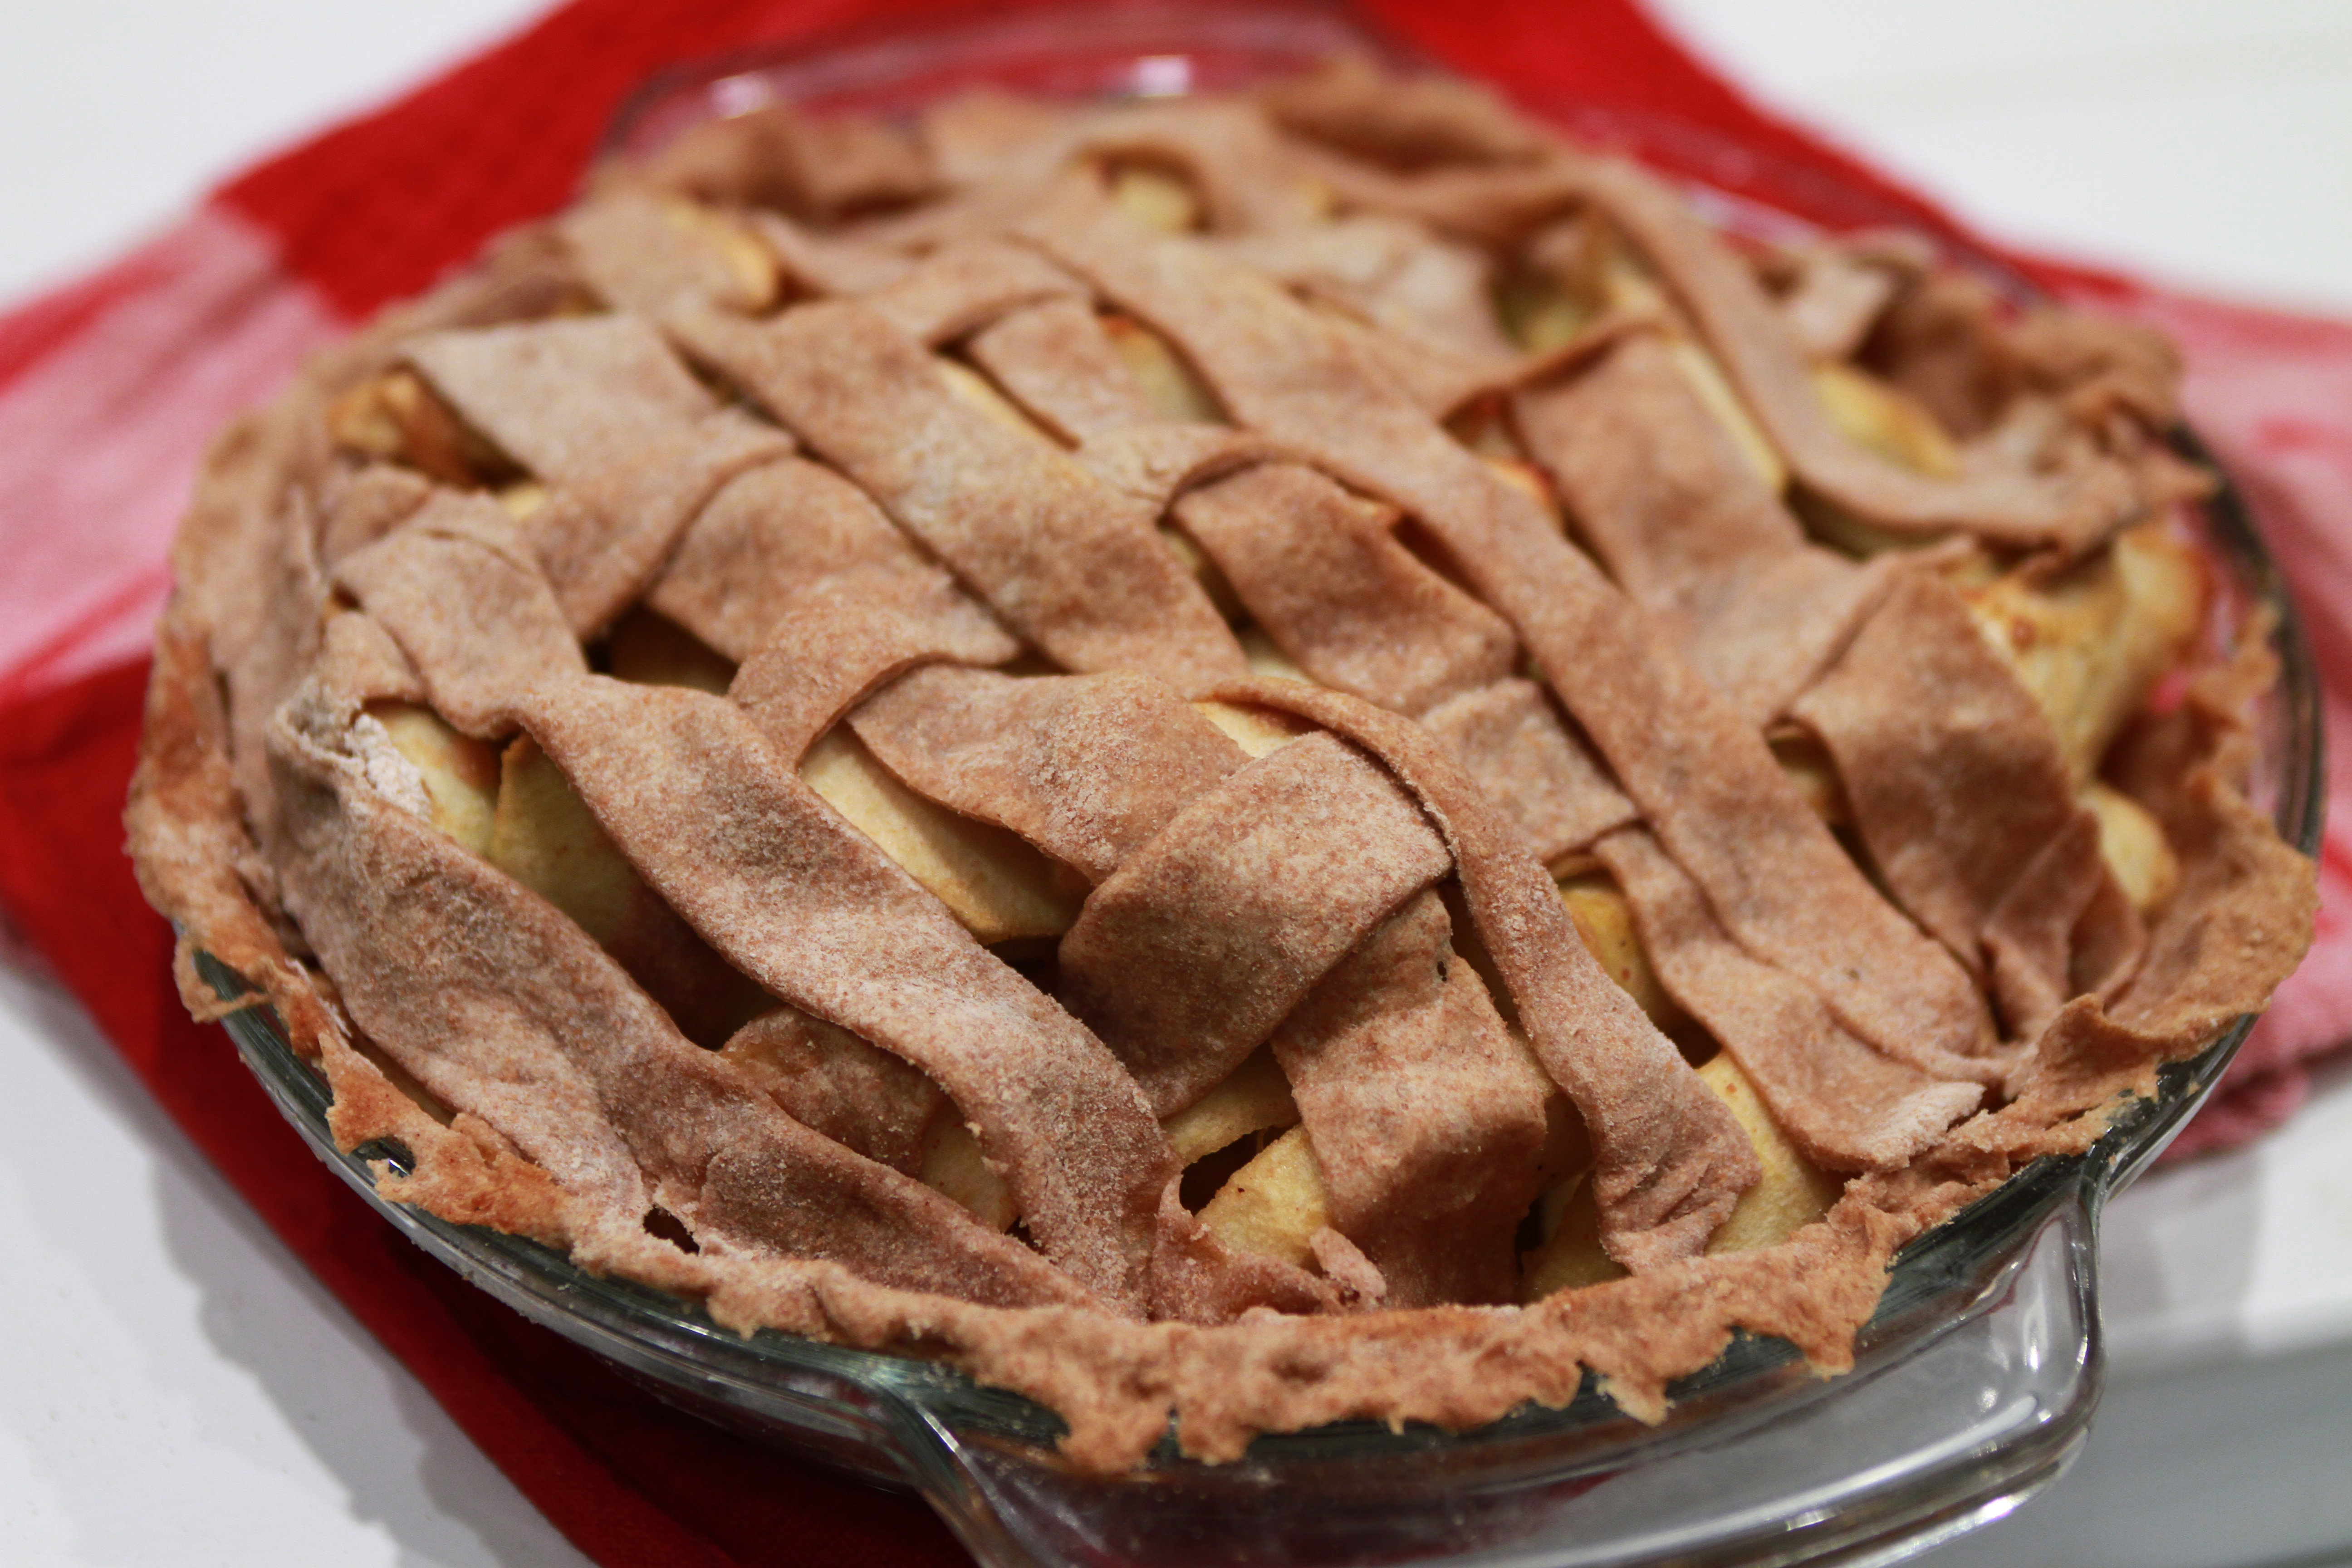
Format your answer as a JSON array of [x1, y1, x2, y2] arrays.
[[126, 56, 2314, 1471]]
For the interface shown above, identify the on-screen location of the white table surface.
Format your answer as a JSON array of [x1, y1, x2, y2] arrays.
[[1, 3, 2348, 1564]]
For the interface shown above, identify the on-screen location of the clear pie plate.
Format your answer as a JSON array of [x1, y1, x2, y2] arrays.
[[202, 4, 2326, 1564]]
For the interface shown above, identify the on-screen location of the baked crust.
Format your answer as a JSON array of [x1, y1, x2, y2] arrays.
[[126, 59, 2314, 1472]]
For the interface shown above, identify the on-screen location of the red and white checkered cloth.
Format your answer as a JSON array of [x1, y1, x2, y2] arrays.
[[0, 1, 2342, 1559]]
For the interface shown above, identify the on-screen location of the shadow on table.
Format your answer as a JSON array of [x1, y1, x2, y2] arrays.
[[7, 962, 591, 1568], [2097, 1142, 2265, 1364]]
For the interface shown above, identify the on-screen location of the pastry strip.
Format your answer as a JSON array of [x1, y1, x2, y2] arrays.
[[270, 707, 1089, 1308], [849, 666, 1583, 1294], [1257, 55, 1554, 168], [920, 88, 1082, 186], [1307, 305, 1493, 416], [866, 97, 1325, 253], [1416, 678, 1636, 864], [729, 582, 1002, 765], [314, 611, 427, 706], [645, 454, 1015, 666], [1514, 331, 1892, 726], [404, 315, 791, 633], [1073, 423, 1279, 512], [1145, 1182, 1340, 1322], [1203, 678, 1758, 1271], [632, 101, 937, 220], [1982, 814, 2142, 1043], [1793, 571, 2129, 1042], [404, 315, 721, 461], [1594, 827, 1983, 1171], [331, 490, 585, 738], [1270, 889, 1551, 1307], [316, 464, 434, 568], [515, 674, 1175, 1311], [1075, 98, 1330, 235], [1775, 242, 1913, 363], [847, 666, 1244, 883], [1172, 461, 1517, 716], [1028, 201, 1996, 1071], [965, 298, 1158, 442], [1057, 732, 1451, 1118], [1211, 215, 1519, 365], [744, 208, 915, 296], [561, 190, 769, 318], [1272, 141, 1597, 248], [672, 299, 1247, 690], [1544, 157, 2138, 553], [861, 238, 1087, 346]]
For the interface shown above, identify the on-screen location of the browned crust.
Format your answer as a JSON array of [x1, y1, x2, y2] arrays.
[[122, 75, 2318, 1478]]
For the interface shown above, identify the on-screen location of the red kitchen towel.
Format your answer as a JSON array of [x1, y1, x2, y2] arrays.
[[0, 1, 2344, 1563]]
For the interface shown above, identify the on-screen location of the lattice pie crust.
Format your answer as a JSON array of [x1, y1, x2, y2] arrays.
[[128, 59, 2313, 1470]]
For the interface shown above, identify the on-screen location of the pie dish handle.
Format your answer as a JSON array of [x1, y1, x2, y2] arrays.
[[881, 1188, 2107, 1568]]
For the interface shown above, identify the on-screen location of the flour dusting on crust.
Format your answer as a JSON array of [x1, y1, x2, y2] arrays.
[[126, 59, 2313, 1473]]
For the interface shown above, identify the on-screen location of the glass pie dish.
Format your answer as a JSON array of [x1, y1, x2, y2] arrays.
[[198, 4, 2326, 1564]]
